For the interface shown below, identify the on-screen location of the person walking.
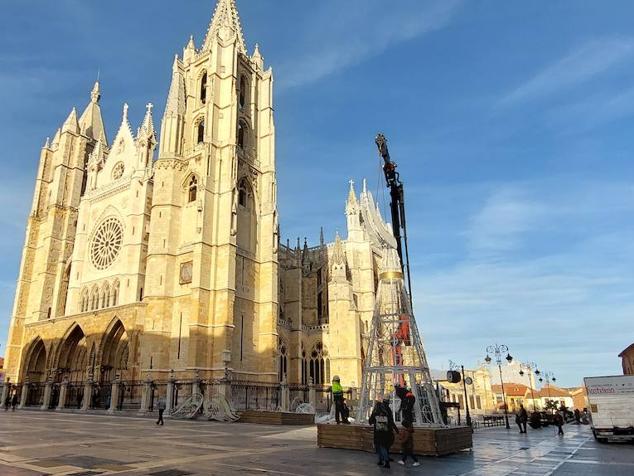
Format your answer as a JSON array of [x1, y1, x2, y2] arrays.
[[330, 376, 345, 424], [395, 383, 415, 424], [553, 411, 564, 436], [516, 404, 528, 433], [574, 408, 581, 424], [11, 392, 18, 411], [397, 420, 420, 467], [369, 396, 399, 469], [156, 397, 166, 426]]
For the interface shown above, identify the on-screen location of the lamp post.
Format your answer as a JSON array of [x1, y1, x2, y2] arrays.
[[485, 344, 513, 430], [518, 362, 538, 412], [538, 371, 556, 413], [449, 360, 472, 428]]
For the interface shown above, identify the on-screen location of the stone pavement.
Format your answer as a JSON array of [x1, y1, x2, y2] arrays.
[[0, 411, 632, 475]]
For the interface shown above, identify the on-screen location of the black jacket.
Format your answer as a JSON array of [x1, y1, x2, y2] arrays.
[[369, 402, 399, 444]]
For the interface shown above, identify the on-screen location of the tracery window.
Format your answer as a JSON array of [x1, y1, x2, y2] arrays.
[[100, 287, 107, 309], [81, 290, 89, 312], [197, 119, 205, 144], [238, 182, 248, 208], [188, 176, 198, 203], [239, 76, 247, 109], [90, 217, 123, 270], [200, 71, 208, 104], [112, 162, 125, 180], [111, 280, 120, 307], [101, 282, 110, 308], [309, 342, 329, 385], [90, 287, 99, 311], [237, 120, 247, 150]]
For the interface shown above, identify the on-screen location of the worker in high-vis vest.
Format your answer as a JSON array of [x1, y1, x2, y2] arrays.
[[331, 375, 346, 424]]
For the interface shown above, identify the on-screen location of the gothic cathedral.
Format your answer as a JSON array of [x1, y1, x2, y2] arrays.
[[5, 0, 397, 397]]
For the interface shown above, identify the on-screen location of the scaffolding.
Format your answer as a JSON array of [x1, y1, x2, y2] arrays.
[[356, 247, 443, 426]]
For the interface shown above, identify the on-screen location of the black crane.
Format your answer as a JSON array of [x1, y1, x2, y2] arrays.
[[375, 133, 413, 304]]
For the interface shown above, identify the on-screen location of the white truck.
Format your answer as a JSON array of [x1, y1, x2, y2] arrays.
[[584, 375, 634, 443]]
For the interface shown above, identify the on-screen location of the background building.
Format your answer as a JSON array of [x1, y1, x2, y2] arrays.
[[619, 343, 634, 375], [436, 366, 495, 419]]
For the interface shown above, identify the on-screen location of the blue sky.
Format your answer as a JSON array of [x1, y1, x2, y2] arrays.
[[1, 1, 633, 387]]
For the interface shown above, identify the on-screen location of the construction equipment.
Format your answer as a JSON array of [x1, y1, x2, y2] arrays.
[[356, 135, 444, 426], [375, 133, 413, 303]]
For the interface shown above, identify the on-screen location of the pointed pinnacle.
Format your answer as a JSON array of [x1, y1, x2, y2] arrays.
[[62, 107, 79, 133], [90, 81, 101, 104]]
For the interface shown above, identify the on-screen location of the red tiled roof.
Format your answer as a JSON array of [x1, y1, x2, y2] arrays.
[[536, 385, 570, 398], [491, 383, 529, 397]]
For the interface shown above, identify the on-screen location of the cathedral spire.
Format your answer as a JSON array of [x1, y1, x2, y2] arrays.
[[252, 43, 264, 70], [111, 103, 135, 155], [186, 35, 195, 51], [90, 80, 101, 103], [79, 81, 108, 145], [62, 107, 80, 134], [346, 179, 358, 215], [202, 0, 247, 53], [183, 35, 196, 63], [332, 232, 346, 266], [137, 103, 155, 140], [51, 128, 61, 148], [164, 56, 186, 118]]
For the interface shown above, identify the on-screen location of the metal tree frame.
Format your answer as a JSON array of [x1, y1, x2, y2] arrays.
[[356, 248, 443, 427]]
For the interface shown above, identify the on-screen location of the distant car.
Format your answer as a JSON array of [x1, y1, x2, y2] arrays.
[[540, 412, 553, 427]]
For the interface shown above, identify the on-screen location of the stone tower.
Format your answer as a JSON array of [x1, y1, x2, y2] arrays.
[[4, 82, 106, 381], [144, 0, 278, 380]]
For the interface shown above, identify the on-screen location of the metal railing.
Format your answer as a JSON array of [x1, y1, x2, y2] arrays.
[[231, 382, 280, 411]]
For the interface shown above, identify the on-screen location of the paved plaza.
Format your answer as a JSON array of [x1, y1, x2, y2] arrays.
[[0, 411, 632, 475]]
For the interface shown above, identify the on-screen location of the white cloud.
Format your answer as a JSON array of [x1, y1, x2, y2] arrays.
[[410, 179, 634, 386], [546, 84, 634, 133], [468, 187, 544, 254], [500, 37, 634, 106], [277, 0, 463, 90]]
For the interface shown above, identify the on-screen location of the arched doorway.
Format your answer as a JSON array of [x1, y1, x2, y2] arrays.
[[57, 325, 89, 383], [21, 338, 48, 407], [23, 338, 47, 383], [100, 318, 130, 384]]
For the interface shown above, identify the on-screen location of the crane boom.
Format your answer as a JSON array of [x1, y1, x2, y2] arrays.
[[375, 133, 413, 305]]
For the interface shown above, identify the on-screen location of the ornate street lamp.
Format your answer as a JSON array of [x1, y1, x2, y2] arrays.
[[485, 344, 512, 429], [538, 371, 556, 413], [518, 361, 538, 412]]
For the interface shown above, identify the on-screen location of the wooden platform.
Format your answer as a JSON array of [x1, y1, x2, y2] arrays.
[[317, 423, 472, 456], [238, 410, 315, 426]]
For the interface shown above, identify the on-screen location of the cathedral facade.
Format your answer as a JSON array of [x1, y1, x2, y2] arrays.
[[4, 0, 394, 397]]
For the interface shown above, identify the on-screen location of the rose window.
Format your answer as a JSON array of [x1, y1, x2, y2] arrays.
[[90, 218, 123, 270], [112, 162, 125, 180]]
